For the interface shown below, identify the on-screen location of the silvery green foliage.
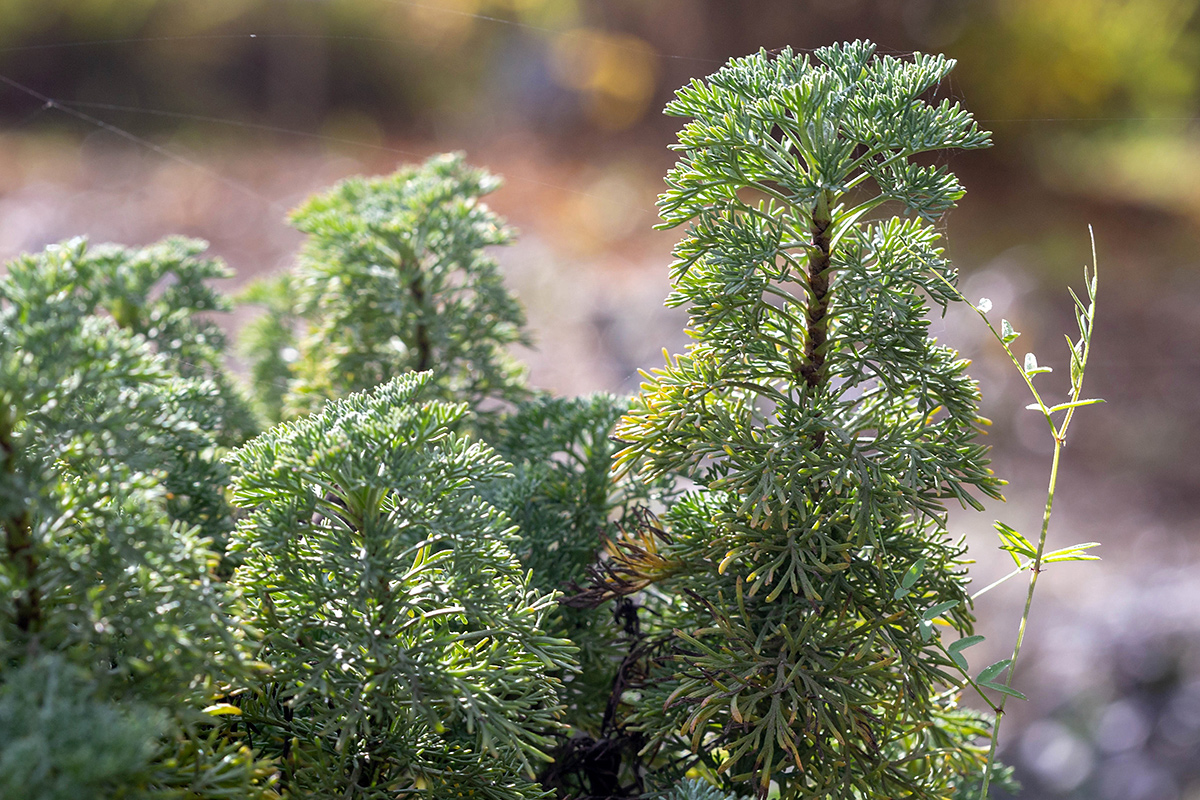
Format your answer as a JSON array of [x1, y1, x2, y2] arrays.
[[1, 44, 1033, 797], [237, 155, 666, 794], [244, 152, 530, 420], [52, 235, 257, 445], [610, 43, 1008, 798], [662, 778, 746, 800], [487, 395, 638, 595], [0, 657, 166, 800], [238, 272, 300, 424], [0, 239, 271, 797], [2, 237, 256, 549], [226, 372, 574, 799]]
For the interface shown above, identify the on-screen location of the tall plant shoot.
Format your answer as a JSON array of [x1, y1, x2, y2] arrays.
[[610, 42, 1008, 798]]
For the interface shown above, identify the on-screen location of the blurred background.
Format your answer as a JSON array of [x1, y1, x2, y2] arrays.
[[1, 1, 1198, 797]]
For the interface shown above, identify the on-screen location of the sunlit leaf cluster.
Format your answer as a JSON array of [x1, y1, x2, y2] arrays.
[[226, 372, 573, 798]]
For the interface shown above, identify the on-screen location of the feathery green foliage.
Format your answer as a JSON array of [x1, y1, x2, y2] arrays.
[[0, 41, 1096, 800], [483, 393, 667, 747], [0, 238, 271, 798], [607, 42, 1008, 798], [487, 395, 637, 594], [240, 155, 657, 771], [243, 152, 530, 420], [226, 372, 573, 799]]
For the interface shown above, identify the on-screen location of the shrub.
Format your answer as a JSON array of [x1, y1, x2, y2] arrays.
[[242, 154, 659, 768], [225, 372, 570, 798], [606, 42, 1004, 798], [0, 39, 1105, 800], [0, 239, 270, 798]]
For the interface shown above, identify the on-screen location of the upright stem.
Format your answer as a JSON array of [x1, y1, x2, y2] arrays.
[[408, 273, 432, 373], [1, 403, 40, 636], [979, 436, 1063, 796], [800, 191, 834, 391], [798, 191, 835, 456], [980, 234, 1097, 794]]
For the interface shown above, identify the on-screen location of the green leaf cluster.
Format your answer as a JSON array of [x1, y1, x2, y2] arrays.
[[225, 372, 572, 798], [242, 152, 530, 421], [482, 393, 670, 741], [239, 153, 663, 765]]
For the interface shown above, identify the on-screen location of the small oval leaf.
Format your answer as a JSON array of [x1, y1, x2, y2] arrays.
[[977, 658, 1013, 685], [901, 558, 926, 590], [981, 682, 1028, 701], [1001, 319, 1019, 344], [948, 634, 985, 670], [949, 635, 985, 654], [202, 703, 242, 716], [922, 600, 959, 622]]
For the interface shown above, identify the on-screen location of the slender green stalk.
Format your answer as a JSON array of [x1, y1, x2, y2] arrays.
[[979, 441, 1062, 796], [974, 227, 1101, 796]]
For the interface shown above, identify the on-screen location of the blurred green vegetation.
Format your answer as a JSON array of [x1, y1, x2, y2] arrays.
[[954, 0, 1200, 235], [3, 0, 1200, 234], [959, 0, 1200, 119], [0, 0, 664, 138]]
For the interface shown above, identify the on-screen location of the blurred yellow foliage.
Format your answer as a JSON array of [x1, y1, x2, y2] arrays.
[[549, 28, 658, 129], [960, 0, 1200, 118], [1042, 129, 1200, 222]]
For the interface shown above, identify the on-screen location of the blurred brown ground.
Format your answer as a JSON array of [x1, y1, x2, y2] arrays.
[[3, 2, 1200, 797]]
